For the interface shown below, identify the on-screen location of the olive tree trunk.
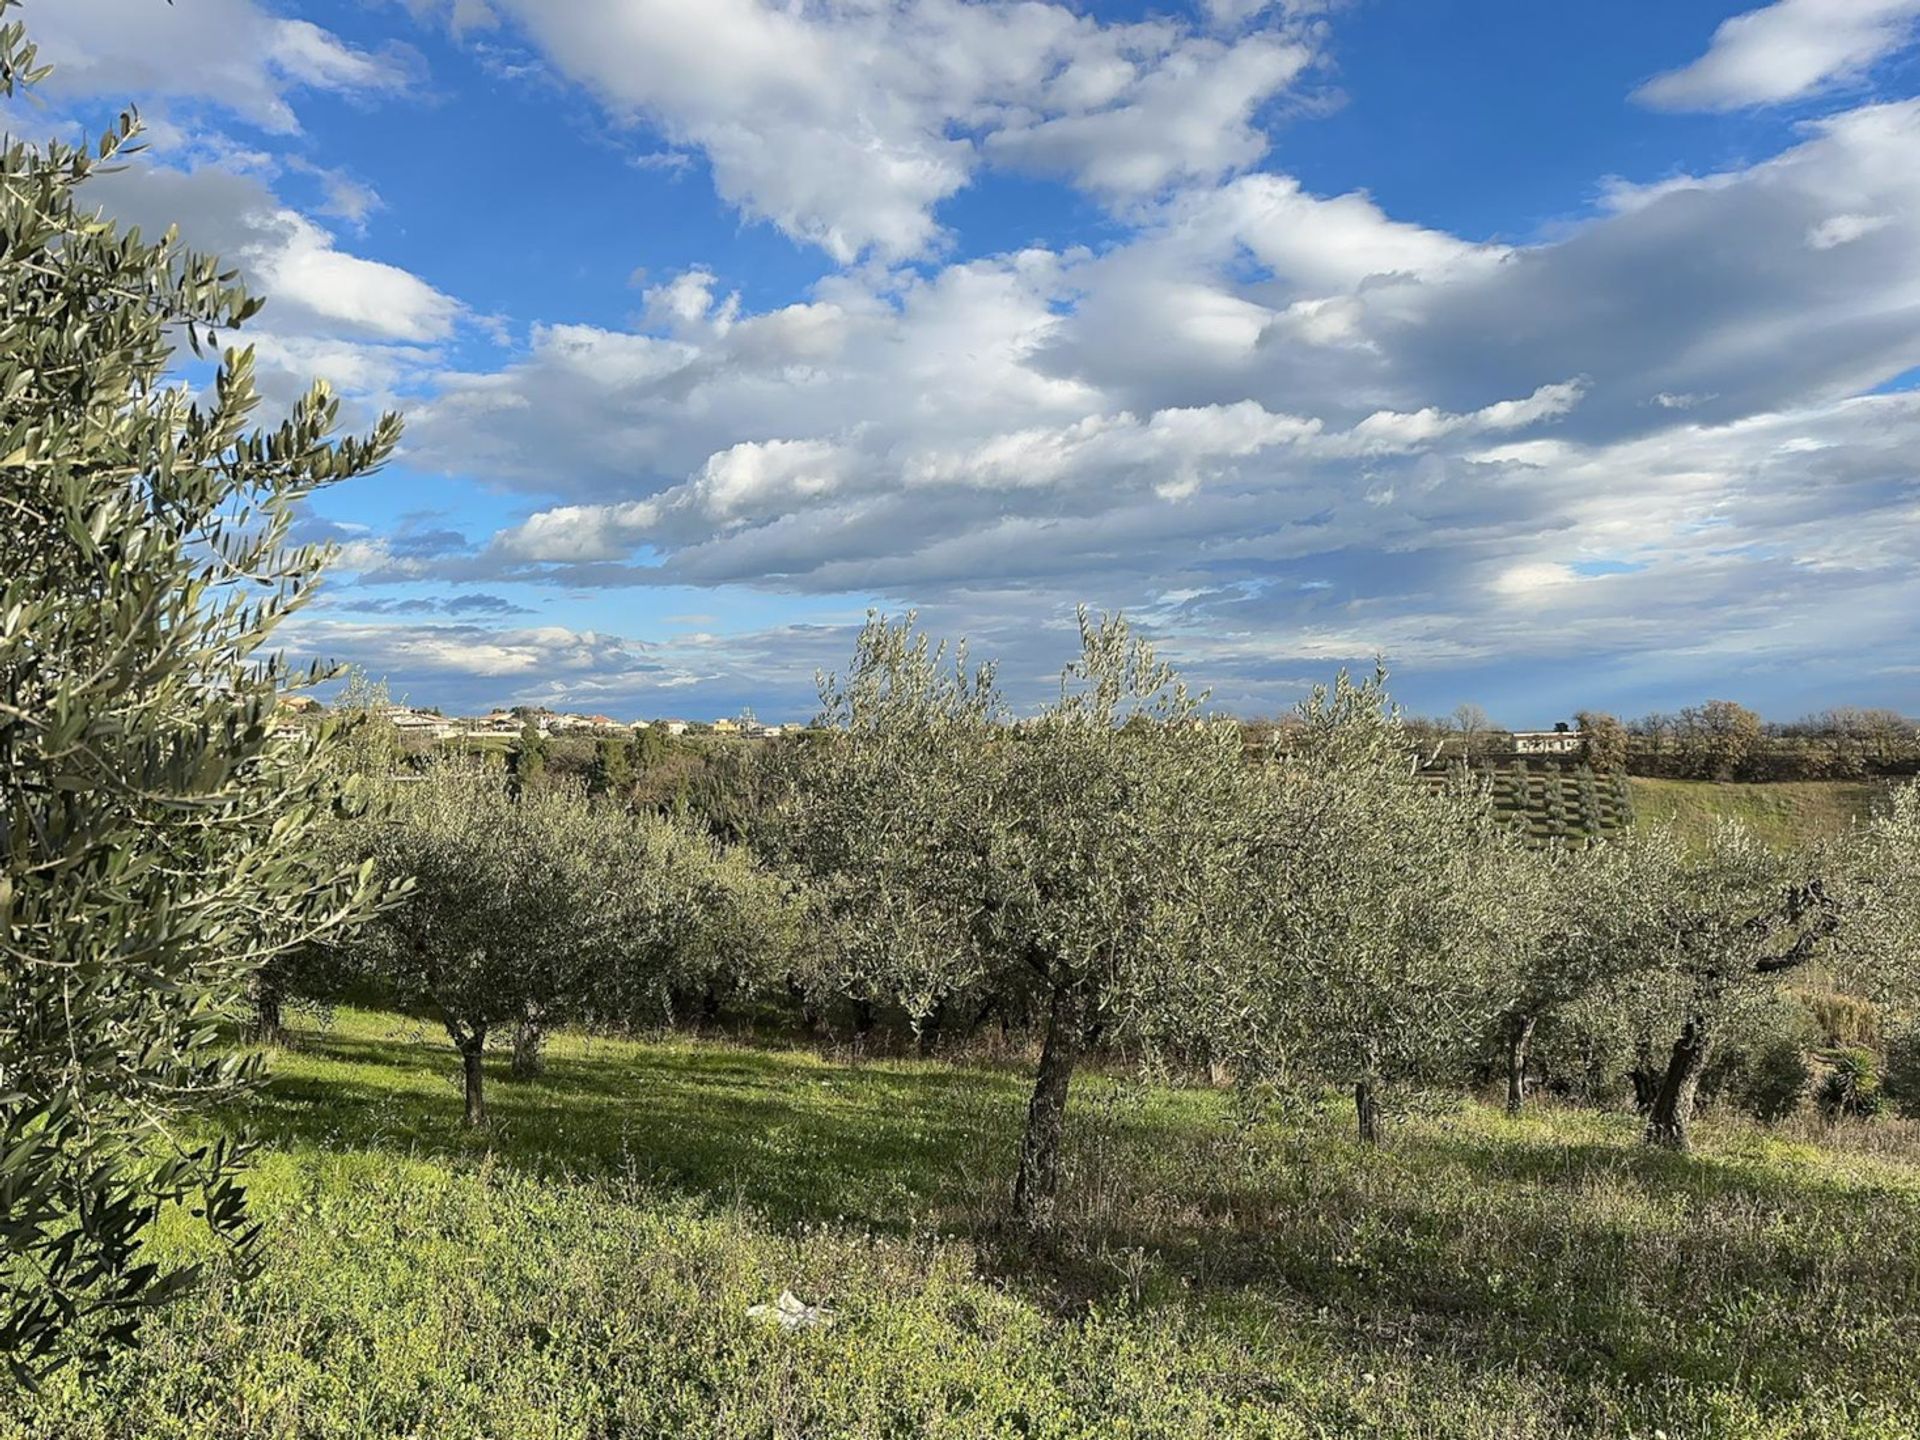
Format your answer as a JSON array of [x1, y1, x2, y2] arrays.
[[1354, 1077, 1384, 1145], [1645, 1018, 1710, 1152], [511, 1003, 545, 1080], [1012, 980, 1088, 1229], [915, 998, 948, 1058], [1354, 1039, 1385, 1145], [249, 973, 284, 1045], [1505, 1012, 1538, 1116], [449, 1022, 489, 1127]]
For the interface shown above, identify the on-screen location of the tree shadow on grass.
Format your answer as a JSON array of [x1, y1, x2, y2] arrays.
[[1049, 1113, 1920, 1408], [241, 1017, 1920, 1415], [245, 1018, 1029, 1233]]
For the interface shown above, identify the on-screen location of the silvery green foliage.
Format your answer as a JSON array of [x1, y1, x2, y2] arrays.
[[779, 613, 1005, 1031], [0, 3, 400, 1377], [1505, 838, 1669, 1009], [1634, 823, 1832, 1017], [1831, 779, 1920, 1009], [1216, 669, 1522, 1126], [1488, 831, 1688, 1105], [363, 767, 616, 1121], [988, 611, 1253, 1032], [362, 763, 793, 1120], [588, 798, 800, 1030], [787, 610, 1256, 1222]]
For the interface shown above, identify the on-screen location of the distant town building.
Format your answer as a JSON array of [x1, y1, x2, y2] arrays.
[[381, 705, 458, 740], [1511, 721, 1584, 756]]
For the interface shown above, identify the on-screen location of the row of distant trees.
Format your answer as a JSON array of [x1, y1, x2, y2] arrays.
[[1386, 700, 1920, 781], [1624, 703, 1920, 781]]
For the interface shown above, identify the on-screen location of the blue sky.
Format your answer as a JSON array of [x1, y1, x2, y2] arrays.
[[22, 0, 1920, 722]]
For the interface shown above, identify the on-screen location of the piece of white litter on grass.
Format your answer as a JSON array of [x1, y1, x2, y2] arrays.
[[747, 1290, 833, 1331]]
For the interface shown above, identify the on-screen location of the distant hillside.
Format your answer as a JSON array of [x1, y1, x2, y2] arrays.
[[1424, 760, 1635, 847], [1628, 778, 1890, 850]]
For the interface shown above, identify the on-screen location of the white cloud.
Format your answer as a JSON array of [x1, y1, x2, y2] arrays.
[[985, 34, 1312, 198], [358, 97, 1920, 712], [1808, 211, 1893, 248], [21, 0, 450, 414], [480, 0, 1323, 260], [287, 617, 667, 685], [31, 0, 419, 133], [1636, 0, 1920, 112], [88, 165, 461, 347], [1489, 561, 1580, 599], [1336, 382, 1586, 455]]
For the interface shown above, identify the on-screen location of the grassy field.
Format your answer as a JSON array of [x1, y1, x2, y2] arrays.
[[1628, 778, 1890, 850], [11, 1008, 1920, 1439]]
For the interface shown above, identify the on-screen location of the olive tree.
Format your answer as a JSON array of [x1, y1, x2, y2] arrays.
[[1832, 781, 1920, 1019], [1628, 821, 1840, 1151], [788, 611, 1253, 1228], [362, 766, 613, 1121], [775, 618, 1002, 1047], [589, 813, 802, 1034], [0, 7, 400, 1376], [363, 762, 795, 1116], [1494, 835, 1669, 1115], [1219, 670, 1519, 1143]]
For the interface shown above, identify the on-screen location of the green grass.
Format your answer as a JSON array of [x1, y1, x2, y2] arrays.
[[12, 1008, 1920, 1438], [1629, 778, 1890, 850]]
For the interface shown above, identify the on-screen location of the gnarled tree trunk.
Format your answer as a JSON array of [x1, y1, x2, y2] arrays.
[[1645, 1017, 1710, 1152], [1505, 1012, 1538, 1116], [1354, 1038, 1385, 1145], [1012, 979, 1088, 1229]]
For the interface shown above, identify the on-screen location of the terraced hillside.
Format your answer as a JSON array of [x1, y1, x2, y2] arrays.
[[1425, 766, 1895, 852], [1428, 759, 1636, 847]]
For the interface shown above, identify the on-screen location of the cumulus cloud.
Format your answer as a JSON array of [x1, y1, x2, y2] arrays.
[[19, 1, 455, 418], [89, 165, 460, 345], [1635, 0, 1920, 112], [69, 161, 465, 415], [31, 0, 420, 133], [37, 0, 1920, 717], [348, 94, 1920, 712], [473, 0, 1322, 260], [985, 34, 1311, 199]]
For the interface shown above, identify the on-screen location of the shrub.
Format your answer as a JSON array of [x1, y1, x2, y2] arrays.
[[1882, 1030, 1920, 1119], [1743, 1040, 1811, 1122], [1816, 1047, 1884, 1120]]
